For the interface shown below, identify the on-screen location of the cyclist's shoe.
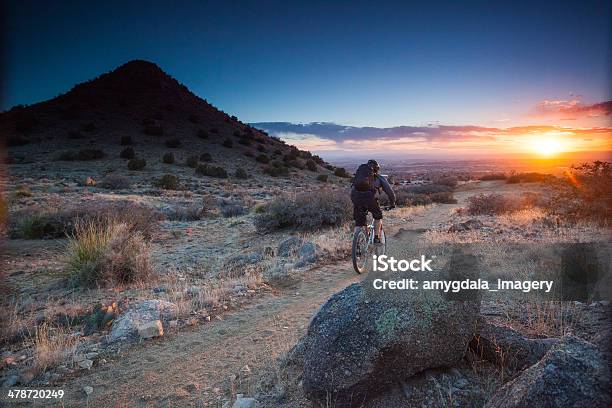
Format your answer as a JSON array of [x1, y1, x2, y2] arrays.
[[373, 236, 383, 246]]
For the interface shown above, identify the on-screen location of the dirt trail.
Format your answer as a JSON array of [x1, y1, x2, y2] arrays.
[[55, 191, 473, 407]]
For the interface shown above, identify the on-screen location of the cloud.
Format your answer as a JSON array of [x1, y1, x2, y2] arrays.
[[535, 99, 612, 118]]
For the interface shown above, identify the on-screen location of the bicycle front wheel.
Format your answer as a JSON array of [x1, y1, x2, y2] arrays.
[[352, 229, 368, 274]]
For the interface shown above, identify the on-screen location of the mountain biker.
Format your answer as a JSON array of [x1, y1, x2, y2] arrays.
[[351, 159, 396, 245]]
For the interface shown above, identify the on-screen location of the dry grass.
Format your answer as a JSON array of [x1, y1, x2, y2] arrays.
[[33, 323, 79, 374], [65, 219, 152, 286]]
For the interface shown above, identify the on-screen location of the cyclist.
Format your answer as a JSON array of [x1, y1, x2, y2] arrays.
[[351, 159, 396, 245]]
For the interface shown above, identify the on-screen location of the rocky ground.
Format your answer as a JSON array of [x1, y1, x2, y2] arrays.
[[1, 176, 610, 407]]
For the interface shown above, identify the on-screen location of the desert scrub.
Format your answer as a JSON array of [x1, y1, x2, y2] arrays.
[[200, 152, 212, 162], [143, 124, 164, 136], [466, 193, 536, 215], [120, 147, 135, 159], [127, 158, 146, 170], [306, 159, 318, 172], [65, 220, 152, 286], [222, 138, 234, 148], [479, 173, 506, 181], [33, 323, 78, 374], [219, 199, 247, 218], [234, 167, 248, 179], [255, 188, 352, 232], [196, 164, 228, 178], [162, 152, 175, 164], [98, 174, 131, 189], [165, 138, 181, 148], [54, 149, 105, 161], [317, 174, 328, 182], [197, 128, 209, 139], [153, 174, 183, 190], [11, 211, 71, 239], [185, 155, 199, 168], [506, 172, 552, 184], [334, 167, 350, 178], [120, 135, 133, 145], [256, 154, 270, 164]]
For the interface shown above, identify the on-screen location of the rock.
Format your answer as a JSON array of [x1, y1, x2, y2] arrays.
[[277, 236, 303, 257], [295, 242, 318, 268], [109, 300, 177, 342], [484, 336, 611, 408], [137, 320, 164, 339], [3, 374, 19, 387], [78, 359, 94, 370], [448, 219, 484, 233], [470, 321, 557, 373], [232, 394, 259, 408], [294, 275, 481, 406], [83, 386, 94, 396], [85, 352, 99, 360]]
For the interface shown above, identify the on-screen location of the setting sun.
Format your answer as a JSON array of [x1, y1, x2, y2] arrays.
[[531, 137, 562, 156]]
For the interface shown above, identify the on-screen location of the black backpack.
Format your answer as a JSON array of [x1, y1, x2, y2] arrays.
[[354, 163, 375, 191]]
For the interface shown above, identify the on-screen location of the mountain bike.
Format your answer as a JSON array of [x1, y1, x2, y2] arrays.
[[352, 207, 392, 274]]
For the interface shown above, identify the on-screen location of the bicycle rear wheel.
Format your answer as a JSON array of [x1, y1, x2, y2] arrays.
[[352, 229, 368, 274]]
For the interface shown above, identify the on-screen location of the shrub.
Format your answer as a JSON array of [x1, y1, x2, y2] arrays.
[[127, 158, 146, 170], [197, 129, 208, 139], [235, 168, 248, 179], [223, 139, 233, 148], [188, 114, 199, 123], [286, 159, 304, 169], [165, 138, 181, 148], [429, 192, 457, 204], [317, 174, 328, 182], [432, 176, 458, 188], [255, 189, 352, 232], [466, 194, 531, 215], [257, 144, 267, 153], [506, 172, 551, 184], [120, 136, 133, 145], [68, 130, 83, 139], [65, 220, 152, 287], [196, 164, 228, 178], [407, 184, 452, 194], [200, 152, 212, 162], [239, 138, 251, 146], [233, 130, 242, 137], [264, 164, 289, 177], [306, 160, 318, 172], [219, 199, 247, 218], [256, 154, 270, 164], [162, 152, 175, 164], [334, 167, 350, 178], [185, 155, 199, 168], [119, 147, 135, 159], [153, 174, 183, 190], [81, 122, 96, 132], [98, 174, 131, 190], [143, 125, 164, 136], [77, 149, 105, 160], [479, 173, 506, 181]]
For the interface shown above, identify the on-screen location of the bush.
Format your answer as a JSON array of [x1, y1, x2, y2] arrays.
[[233, 130, 242, 137], [120, 147, 135, 159], [165, 138, 181, 148], [244, 150, 254, 157], [306, 160, 318, 172], [235, 168, 248, 179], [120, 136, 133, 145], [479, 173, 506, 181], [317, 174, 328, 182], [257, 144, 267, 153], [407, 184, 452, 194], [185, 155, 199, 168], [98, 174, 131, 190], [255, 189, 352, 232], [219, 199, 247, 218], [162, 152, 175, 164], [239, 138, 251, 146], [506, 172, 551, 184], [432, 176, 458, 188], [143, 125, 164, 136], [127, 158, 146, 170], [195, 164, 228, 178], [65, 220, 152, 287], [153, 174, 183, 190], [200, 152, 212, 162], [197, 129, 208, 139], [256, 154, 270, 164], [77, 149, 105, 160], [466, 194, 533, 215], [429, 192, 457, 204], [68, 130, 83, 139], [264, 164, 289, 177], [223, 139, 233, 148], [188, 114, 199, 123], [334, 167, 350, 178]]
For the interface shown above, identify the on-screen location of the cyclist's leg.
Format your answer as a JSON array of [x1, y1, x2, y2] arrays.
[[370, 196, 384, 239], [351, 191, 369, 233]]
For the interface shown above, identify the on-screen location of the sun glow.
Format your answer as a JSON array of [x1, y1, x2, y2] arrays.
[[531, 136, 562, 156]]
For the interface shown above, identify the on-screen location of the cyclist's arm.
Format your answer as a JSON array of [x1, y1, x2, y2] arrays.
[[378, 175, 396, 206]]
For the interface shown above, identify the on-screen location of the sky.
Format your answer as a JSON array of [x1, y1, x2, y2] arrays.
[[2, 0, 611, 159]]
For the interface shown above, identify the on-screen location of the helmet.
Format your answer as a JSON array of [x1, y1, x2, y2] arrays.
[[367, 159, 380, 173]]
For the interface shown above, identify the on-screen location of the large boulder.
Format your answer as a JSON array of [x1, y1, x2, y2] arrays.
[[296, 275, 481, 406], [109, 300, 177, 342], [471, 321, 557, 373], [484, 335, 611, 408]]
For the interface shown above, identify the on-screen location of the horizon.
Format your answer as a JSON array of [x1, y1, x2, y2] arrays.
[[2, 0, 611, 160]]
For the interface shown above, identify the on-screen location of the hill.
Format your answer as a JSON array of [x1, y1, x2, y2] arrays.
[[0, 60, 342, 182]]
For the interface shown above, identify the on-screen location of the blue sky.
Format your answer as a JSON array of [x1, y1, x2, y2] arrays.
[[3, 0, 610, 127]]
